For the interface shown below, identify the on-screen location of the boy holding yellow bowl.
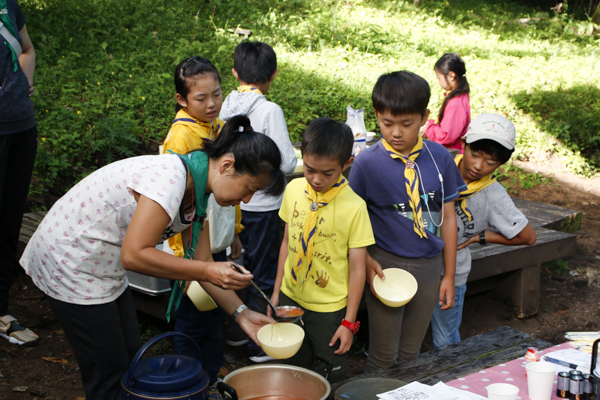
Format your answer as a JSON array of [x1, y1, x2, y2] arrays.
[[271, 118, 375, 383]]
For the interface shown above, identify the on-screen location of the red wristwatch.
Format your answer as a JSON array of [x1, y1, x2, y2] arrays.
[[341, 319, 360, 335]]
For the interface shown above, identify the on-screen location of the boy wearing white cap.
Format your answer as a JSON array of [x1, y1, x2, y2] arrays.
[[430, 113, 537, 348]]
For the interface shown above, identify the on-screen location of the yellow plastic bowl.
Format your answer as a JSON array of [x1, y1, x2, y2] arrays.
[[187, 281, 217, 312], [373, 268, 418, 307], [257, 323, 305, 359]]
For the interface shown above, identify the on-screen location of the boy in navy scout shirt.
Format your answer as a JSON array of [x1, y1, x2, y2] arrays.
[[348, 71, 466, 371], [430, 113, 536, 348]]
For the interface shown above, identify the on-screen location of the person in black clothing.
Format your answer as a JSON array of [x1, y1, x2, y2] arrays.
[[0, 0, 39, 345]]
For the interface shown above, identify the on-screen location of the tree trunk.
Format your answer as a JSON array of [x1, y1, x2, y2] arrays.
[[592, 4, 600, 24]]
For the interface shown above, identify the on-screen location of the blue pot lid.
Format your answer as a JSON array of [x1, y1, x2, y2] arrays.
[[132, 354, 206, 393]]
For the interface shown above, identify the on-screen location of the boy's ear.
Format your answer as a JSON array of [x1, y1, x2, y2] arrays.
[[232, 68, 241, 81], [343, 157, 354, 171], [460, 137, 467, 148], [421, 109, 431, 125], [176, 93, 188, 108], [268, 69, 279, 82]]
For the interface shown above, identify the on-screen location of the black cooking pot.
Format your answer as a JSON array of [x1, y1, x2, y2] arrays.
[[591, 339, 600, 399], [121, 332, 209, 400]]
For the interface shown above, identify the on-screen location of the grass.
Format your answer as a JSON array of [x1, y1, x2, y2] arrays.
[[19, 0, 600, 206]]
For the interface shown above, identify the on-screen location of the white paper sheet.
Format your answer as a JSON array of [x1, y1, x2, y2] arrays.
[[542, 348, 592, 374], [377, 381, 487, 400]]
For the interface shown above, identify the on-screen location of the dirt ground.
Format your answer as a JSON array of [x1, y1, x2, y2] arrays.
[[2, 157, 600, 400]]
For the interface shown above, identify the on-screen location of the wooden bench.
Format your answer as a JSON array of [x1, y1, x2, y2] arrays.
[[329, 326, 552, 397], [17, 192, 580, 320], [466, 198, 580, 318]]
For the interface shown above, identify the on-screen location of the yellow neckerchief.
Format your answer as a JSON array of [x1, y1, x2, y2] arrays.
[[381, 137, 428, 239], [237, 85, 263, 95], [291, 176, 348, 289], [172, 108, 220, 140], [454, 154, 496, 221]]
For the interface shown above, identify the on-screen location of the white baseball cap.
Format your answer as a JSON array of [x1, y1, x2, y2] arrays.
[[464, 113, 516, 150]]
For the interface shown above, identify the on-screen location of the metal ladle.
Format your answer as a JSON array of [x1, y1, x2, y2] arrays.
[[231, 263, 280, 322]]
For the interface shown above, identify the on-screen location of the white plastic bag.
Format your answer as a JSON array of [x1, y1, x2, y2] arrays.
[[345, 105, 367, 155], [207, 194, 236, 254]]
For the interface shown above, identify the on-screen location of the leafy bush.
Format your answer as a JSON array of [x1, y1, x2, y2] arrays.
[[511, 85, 600, 175], [19, 0, 600, 209]]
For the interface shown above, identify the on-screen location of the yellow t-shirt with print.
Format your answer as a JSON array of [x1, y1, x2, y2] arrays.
[[279, 177, 375, 312], [162, 108, 242, 257]]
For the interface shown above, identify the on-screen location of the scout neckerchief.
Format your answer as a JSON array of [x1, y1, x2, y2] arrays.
[[172, 108, 220, 140], [291, 176, 348, 289], [454, 154, 496, 221], [165, 150, 211, 322], [0, 0, 19, 72], [237, 85, 263, 95], [381, 137, 428, 239]]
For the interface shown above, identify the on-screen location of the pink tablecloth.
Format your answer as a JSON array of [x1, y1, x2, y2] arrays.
[[445, 342, 573, 399]]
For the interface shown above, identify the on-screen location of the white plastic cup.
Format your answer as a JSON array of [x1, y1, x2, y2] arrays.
[[526, 362, 556, 400], [486, 383, 519, 400]]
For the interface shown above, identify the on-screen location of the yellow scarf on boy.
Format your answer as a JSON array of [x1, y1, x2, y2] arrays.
[[172, 108, 221, 140], [237, 85, 263, 95], [291, 176, 348, 289], [381, 137, 428, 238], [454, 154, 496, 221]]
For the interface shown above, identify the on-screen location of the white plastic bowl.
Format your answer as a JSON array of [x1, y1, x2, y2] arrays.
[[257, 323, 305, 359], [373, 268, 418, 307], [187, 281, 217, 312]]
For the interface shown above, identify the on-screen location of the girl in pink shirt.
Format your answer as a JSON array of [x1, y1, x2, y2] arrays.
[[422, 53, 471, 153]]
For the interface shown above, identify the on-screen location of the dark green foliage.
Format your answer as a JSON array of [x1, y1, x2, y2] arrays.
[[512, 86, 600, 173], [18, 0, 600, 208]]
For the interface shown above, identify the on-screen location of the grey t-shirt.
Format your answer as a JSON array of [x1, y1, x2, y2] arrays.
[[453, 181, 528, 286]]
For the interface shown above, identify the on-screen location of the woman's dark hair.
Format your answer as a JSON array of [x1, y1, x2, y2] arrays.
[[200, 115, 285, 196], [435, 53, 470, 123], [301, 118, 353, 166], [233, 41, 277, 84], [372, 71, 431, 117], [174, 56, 221, 112], [467, 139, 514, 165]]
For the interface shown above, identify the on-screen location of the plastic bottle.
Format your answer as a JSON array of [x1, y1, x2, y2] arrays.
[[524, 347, 540, 376]]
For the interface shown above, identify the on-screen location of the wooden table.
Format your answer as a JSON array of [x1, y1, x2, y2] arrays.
[[330, 326, 552, 398]]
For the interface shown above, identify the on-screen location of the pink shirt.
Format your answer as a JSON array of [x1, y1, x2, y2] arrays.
[[426, 93, 471, 153]]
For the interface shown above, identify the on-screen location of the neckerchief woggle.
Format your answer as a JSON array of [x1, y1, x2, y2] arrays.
[[0, 0, 19, 72], [381, 137, 428, 238], [454, 154, 496, 221], [172, 108, 221, 140], [165, 150, 210, 322], [291, 176, 348, 289], [237, 85, 263, 95]]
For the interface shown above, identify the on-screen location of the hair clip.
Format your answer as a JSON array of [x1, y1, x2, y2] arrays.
[[239, 126, 244, 132]]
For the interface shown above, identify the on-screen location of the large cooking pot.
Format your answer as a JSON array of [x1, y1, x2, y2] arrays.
[[218, 364, 331, 400], [591, 339, 600, 399], [121, 332, 209, 400]]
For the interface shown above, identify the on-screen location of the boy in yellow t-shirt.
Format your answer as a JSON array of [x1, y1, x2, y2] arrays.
[[271, 118, 375, 383]]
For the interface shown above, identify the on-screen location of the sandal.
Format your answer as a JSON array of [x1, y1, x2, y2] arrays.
[[0, 315, 39, 346]]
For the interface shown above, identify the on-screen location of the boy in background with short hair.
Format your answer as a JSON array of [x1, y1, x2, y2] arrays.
[[220, 41, 297, 362], [271, 118, 375, 382], [348, 71, 466, 371], [431, 113, 536, 348]]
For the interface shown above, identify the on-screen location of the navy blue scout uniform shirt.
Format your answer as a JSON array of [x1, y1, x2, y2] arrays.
[[0, 0, 35, 134], [349, 140, 466, 259]]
